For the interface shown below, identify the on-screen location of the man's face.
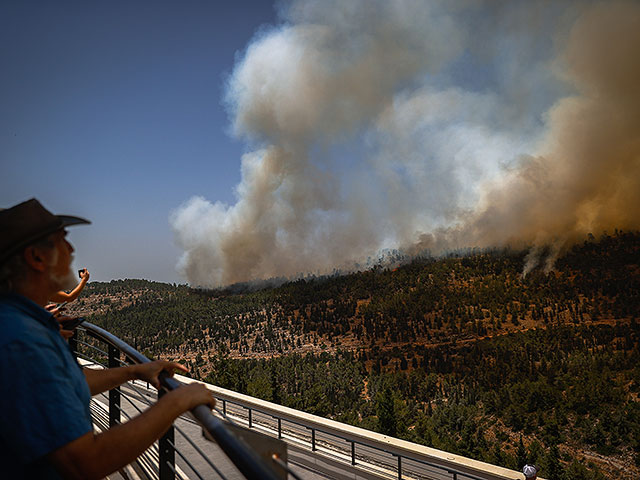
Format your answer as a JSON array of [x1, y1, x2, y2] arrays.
[[45, 230, 77, 291]]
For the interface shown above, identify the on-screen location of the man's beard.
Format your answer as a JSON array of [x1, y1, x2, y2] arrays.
[[50, 268, 78, 292], [48, 251, 78, 292]]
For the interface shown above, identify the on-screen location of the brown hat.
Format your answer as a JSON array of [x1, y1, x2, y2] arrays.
[[0, 198, 90, 265]]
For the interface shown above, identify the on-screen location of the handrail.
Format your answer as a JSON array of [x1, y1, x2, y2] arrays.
[[81, 321, 281, 480], [183, 381, 524, 480], [76, 322, 529, 480]]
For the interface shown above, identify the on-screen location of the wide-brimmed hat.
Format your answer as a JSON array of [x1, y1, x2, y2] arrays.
[[0, 198, 90, 265]]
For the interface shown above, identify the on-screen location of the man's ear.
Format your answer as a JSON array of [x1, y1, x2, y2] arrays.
[[23, 245, 49, 273]]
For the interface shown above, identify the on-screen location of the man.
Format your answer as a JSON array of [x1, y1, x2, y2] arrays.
[[0, 198, 215, 479]]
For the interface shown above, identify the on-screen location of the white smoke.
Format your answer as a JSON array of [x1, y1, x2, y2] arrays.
[[171, 0, 640, 287]]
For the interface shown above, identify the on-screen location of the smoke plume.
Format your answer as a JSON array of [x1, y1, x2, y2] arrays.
[[171, 0, 640, 287]]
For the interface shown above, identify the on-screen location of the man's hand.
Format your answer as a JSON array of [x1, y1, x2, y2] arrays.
[[165, 383, 217, 411], [46, 305, 75, 339], [131, 360, 189, 389], [84, 360, 188, 396], [46, 302, 66, 316], [59, 327, 75, 340], [80, 268, 90, 281]]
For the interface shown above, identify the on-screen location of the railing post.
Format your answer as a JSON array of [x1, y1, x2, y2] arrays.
[[351, 441, 356, 465], [222, 399, 227, 416], [248, 408, 252, 428], [397, 455, 402, 480], [69, 330, 78, 359], [311, 428, 316, 451], [278, 418, 282, 439], [108, 344, 120, 427], [158, 389, 176, 480]]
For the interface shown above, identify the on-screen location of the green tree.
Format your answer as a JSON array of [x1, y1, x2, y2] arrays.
[[376, 386, 396, 437], [516, 436, 528, 471]]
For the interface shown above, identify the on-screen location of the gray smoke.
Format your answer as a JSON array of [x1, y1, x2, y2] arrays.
[[171, 0, 640, 287]]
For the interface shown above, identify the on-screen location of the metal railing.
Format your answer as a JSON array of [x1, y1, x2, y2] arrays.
[[71, 322, 283, 480], [71, 321, 526, 480], [192, 385, 525, 480]]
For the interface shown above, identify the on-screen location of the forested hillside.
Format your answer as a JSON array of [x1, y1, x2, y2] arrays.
[[70, 231, 640, 479]]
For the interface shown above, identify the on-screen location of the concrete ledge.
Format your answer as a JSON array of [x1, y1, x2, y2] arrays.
[[177, 374, 532, 480]]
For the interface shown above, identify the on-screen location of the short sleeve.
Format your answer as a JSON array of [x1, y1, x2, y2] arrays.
[[0, 338, 93, 463]]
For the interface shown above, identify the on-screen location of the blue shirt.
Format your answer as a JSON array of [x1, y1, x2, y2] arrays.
[[0, 293, 93, 479]]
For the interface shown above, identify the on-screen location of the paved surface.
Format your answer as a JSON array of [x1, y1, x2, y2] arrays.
[[95, 381, 327, 480]]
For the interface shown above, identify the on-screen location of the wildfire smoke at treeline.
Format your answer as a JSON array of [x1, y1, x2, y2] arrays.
[[170, 0, 640, 287]]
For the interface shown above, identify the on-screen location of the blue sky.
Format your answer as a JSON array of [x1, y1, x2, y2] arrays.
[[1, 1, 279, 283]]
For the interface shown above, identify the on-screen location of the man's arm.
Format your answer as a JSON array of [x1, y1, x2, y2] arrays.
[[49, 269, 90, 302], [84, 360, 188, 395], [47, 383, 215, 480]]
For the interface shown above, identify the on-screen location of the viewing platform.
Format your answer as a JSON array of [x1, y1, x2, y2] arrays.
[[73, 322, 533, 480]]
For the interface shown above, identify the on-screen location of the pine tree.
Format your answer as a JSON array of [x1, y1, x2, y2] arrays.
[[516, 436, 528, 471], [376, 386, 396, 437]]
